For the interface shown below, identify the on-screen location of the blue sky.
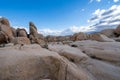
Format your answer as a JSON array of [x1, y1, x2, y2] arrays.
[[0, 0, 120, 35]]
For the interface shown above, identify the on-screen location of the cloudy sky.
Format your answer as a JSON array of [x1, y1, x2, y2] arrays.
[[0, 0, 120, 35]]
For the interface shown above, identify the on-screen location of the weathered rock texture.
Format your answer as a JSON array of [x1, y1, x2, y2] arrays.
[[11, 27, 17, 37], [0, 17, 14, 42], [0, 41, 120, 80], [115, 25, 120, 35], [71, 32, 88, 41], [29, 22, 44, 44], [89, 33, 115, 42], [13, 37, 30, 45], [100, 29, 116, 38], [0, 44, 88, 80], [16, 28, 28, 37]]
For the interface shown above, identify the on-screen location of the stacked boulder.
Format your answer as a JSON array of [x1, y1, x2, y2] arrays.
[[0, 17, 14, 43], [29, 22, 47, 48]]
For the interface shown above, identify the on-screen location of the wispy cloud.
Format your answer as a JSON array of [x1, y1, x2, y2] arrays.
[[89, 0, 94, 3], [40, 25, 96, 36], [89, 0, 101, 3], [81, 9, 85, 11], [96, 0, 101, 2], [89, 5, 120, 31], [0, 16, 3, 18], [113, 0, 119, 3]]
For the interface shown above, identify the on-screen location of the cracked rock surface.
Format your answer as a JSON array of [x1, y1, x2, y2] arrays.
[[0, 41, 120, 80]]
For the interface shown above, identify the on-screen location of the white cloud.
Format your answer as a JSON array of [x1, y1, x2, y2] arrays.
[[89, 5, 120, 31], [96, 0, 101, 2], [0, 16, 2, 18], [70, 26, 95, 32], [113, 0, 119, 3], [89, 0, 101, 3], [40, 29, 62, 36], [40, 26, 96, 36]]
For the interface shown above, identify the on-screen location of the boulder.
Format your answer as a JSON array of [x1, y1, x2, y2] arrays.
[[0, 17, 14, 42], [0, 42, 120, 80], [11, 27, 17, 37], [48, 44, 88, 63], [71, 32, 88, 41], [29, 22, 38, 36], [13, 37, 30, 45], [16, 28, 28, 37], [0, 45, 89, 80], [29, 22, 44, 44], [45, 36, 57, 42], [89, 33, 115, 42], [115, 25, 120, 36], [0, 31, 9, 46], [100, 29, 116, 38], [71, 40, 120, 65]]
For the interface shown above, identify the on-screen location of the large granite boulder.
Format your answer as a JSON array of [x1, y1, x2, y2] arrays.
[[0, 31, 9, 46], [0, 41, 120, 80], [89, 33, 115, 42], [48, 43, 120, 80], [115, 25, 120, 36], [13, 37, 30, 45], [16, 28, 28, 37], [71, 32, 88, 41], [11, 27, 17, 37], [100, 29, 116, 38], [29, 22, 44, 44], [0, 17, 14, 42], [0, 45, 89, 80]]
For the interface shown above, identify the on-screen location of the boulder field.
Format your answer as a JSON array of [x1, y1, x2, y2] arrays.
[[0, 17, 120, 80], [0, 41, 120, 80]]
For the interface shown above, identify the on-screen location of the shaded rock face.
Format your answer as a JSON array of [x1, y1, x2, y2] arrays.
[[16, 28, 28, 37], [0, 17, 14, 42], [13, 37, 30, 45], [29, 22, 44, 44], [0, 31, 8, 46], [100, 29, 116, 38], [11, 27, 17, 37], [29, 22, 38, 36], [115, 25, 120, 36]]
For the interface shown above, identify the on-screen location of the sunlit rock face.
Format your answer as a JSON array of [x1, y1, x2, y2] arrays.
[[0, 17, 14, 42]]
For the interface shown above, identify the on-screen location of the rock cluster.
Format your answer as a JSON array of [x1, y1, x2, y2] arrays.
[[0, 17, 46, 46], [0, 17, 120, 80], [0, 41, 120, 80], [45, 24, 120, 42]]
